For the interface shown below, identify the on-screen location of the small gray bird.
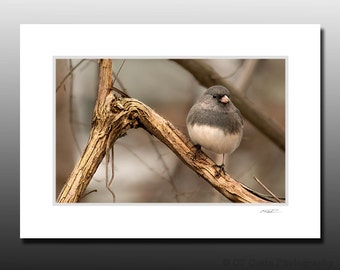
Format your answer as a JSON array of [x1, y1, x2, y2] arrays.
[[186, 85, 243, 172]]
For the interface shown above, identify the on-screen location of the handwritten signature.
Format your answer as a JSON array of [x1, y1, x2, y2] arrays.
[[260, 209, 280, 213]]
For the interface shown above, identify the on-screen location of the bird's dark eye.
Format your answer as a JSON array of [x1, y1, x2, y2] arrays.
[[212, 95, 217, 98]]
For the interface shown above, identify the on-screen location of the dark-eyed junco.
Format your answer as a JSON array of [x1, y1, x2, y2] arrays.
[[186, 85, 243, 172]]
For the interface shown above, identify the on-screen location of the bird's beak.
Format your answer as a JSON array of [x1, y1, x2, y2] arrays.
[[220, 95, 229, 104]]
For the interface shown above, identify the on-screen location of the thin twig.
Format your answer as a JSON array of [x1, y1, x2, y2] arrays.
[[112, 59, 126, 87], [105, 140, 116, 203], [253, 176, 281, 203], [67, 59, 83, 154], [111, 86, 130, 98], [56, 59, 86, 92], [81, 189, 98, 199], [111, 59, 130, 97], [148, 136, 180, 202], [118, 142, 171, 182], [109, 147, 115, 187]]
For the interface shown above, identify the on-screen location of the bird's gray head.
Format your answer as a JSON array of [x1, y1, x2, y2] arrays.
[[206, 85, 230, 98], [201, 85, 236, 113]]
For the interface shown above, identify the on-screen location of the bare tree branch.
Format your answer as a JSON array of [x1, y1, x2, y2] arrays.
[[57, 59, 278, 203], [93, 59, 113, 114], [58, 94, 272, 203]]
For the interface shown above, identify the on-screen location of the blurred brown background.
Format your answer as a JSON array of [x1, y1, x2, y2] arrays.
[[56, 59, 285, 203]]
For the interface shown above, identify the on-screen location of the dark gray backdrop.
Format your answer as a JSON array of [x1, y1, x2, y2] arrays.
[[0, 1, 336, 269]]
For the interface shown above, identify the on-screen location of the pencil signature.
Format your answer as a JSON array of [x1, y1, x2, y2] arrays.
[[260, 209, 280, 213]]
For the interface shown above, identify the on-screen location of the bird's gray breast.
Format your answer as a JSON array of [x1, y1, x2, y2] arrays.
[[187, 107, 243, 135]]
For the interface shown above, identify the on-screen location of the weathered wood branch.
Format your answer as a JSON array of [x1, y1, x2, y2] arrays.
[[56, 108, 123, 203], [57, 59, 277, 203], [110, 97, 270, 203], [57, 97, 271, 203], [57, 59, 114, 203], [171, 59, 285, 151]]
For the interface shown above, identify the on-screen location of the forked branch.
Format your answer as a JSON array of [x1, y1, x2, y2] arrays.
[[57, 59, 277, 203]]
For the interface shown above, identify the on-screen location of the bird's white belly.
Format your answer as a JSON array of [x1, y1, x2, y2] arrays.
[[187, 124, 242, 155]]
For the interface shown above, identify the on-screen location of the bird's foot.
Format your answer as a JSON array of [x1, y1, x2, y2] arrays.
[[192, 144, 202, 160], [214, 163, 225, 177]]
